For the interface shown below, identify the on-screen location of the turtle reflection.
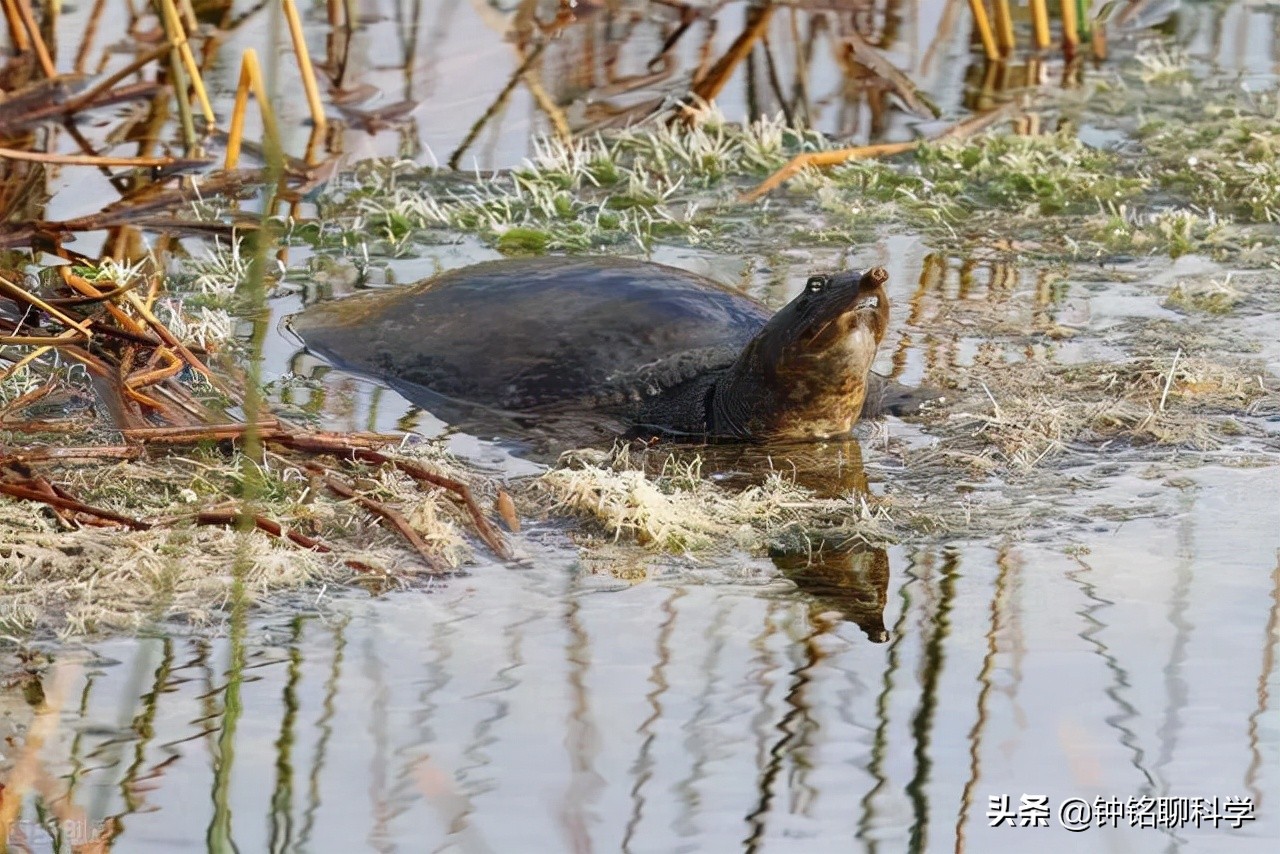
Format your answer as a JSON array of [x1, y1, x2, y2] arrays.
[[634, 436, 892, 642], [770, 536, 890, 643]]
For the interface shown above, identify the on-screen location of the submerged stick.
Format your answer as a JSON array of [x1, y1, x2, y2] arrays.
[[448, 42, 545, 170]]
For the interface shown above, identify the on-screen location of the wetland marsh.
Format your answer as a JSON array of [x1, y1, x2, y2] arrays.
[[2, 1, 1279, 851]]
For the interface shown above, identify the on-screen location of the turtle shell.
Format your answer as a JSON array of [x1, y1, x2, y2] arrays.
[[291, 256, 772, 414]]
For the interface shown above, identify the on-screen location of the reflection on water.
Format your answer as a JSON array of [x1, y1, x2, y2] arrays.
[[3, 465, 1277, 851]]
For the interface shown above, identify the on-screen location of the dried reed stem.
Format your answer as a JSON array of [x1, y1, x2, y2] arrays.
[[13, 0, 55, 76], [1060, 0, 1079, 49], [1030, 0, 1051, 50], [688, 4, 773, 107], [2, 0, 30, 53], [225, 48, 282, 169], [0, 145, 189, 168], [75, 0, 109, 72], [965, 0, 1000, 62], [0, 273, 94, 336], [991, 0, 1015, 55], [742, 141, 919, 202], [744, 102, 1021, 201], [156, 0, 214, 123], [67, 40, 174, 112], [282, 0, 328, 131]]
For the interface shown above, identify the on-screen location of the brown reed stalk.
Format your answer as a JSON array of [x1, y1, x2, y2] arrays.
[[14, 0, 55, 76], [2, 0, 30, 53], [282, 0, 328, 132], [965, 0, 1000, 62], [73, 0, 108, 73], [0, 145, 187, 168]]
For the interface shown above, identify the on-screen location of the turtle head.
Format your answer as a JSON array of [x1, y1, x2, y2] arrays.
[[713, 267, 890, 441]]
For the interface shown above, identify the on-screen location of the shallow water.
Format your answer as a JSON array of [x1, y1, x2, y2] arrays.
[[6, 1, 1280, 851], [4, 464, 1276, 851]]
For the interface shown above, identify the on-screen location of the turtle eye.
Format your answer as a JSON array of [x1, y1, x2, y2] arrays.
[[805, 275, 828, 294]]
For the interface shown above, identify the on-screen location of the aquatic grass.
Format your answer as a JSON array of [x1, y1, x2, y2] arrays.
[[317, 112, 838, 257], [1140, 94, 1280, 223], [540, 447, 892, 554], [1081, 203, 1234, 259], [1133, 44, 1195, 87], [1164, 274, 1243, 314], [181, 236, 257, 302], [0, 441, 484, 634], [938, 352, 1273, 470], [913, 131, 1149, 216]]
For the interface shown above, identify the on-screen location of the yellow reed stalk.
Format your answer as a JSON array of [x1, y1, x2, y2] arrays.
[[282, 0, 327, 132], [0, 332, 89, 346], [157, 0, 214, 124], [1061, 0, 1079, 49], [966, 0, 1000, 62], [2, 0, 30, 53], [1029, 0, 1051, 50], [177, 0, 198, 32], [14, 0, 55, 77], [225, 48, 282, 170], [991, 0, 1015, 55]]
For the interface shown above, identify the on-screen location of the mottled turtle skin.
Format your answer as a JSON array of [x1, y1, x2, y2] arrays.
[[290, 256, 894, 442]]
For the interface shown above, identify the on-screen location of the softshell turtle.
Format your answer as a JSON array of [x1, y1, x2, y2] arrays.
[[290, 256, 897, 443]]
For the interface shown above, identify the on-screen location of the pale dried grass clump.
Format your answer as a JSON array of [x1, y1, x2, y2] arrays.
[[949, 352, 1272, 469], [539, 448, 892, 553], [0, 445, 483, 636], [0, 505, 336, 636]]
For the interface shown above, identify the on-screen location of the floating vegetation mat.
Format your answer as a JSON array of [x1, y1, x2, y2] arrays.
[[0, 442, 500, 637], [6, 36, 1280, 636]]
